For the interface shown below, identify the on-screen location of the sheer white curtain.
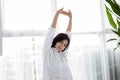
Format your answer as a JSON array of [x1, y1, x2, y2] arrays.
[[114, 50, 120, 80], [68, 35, 103, 80], [2, 37, 43, 80], [105, 33, 120, 80], [1, 0, 51, 80]]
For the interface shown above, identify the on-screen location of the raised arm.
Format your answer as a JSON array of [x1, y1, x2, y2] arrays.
[[51, 8, 67, 28], [66, 10, 72, 32]]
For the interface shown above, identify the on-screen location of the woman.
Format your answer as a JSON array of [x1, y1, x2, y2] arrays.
[[42, 8, 73, 80]]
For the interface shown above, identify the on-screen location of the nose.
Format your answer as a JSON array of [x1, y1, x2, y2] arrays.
[[61, 44, 65, 49]]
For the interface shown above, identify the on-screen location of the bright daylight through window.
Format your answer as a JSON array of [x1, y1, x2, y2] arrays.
[[0, 0, 119, 80]]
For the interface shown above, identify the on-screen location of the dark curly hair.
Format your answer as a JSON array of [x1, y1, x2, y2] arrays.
[[51, 33, 70, 51]]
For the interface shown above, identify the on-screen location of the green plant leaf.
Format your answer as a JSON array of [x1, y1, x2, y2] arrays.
[[117, 19, 120, 28], [105, 0, 120, 51], [119, 42, 120, 45], [112, 30, 120, 37], [107, 38, 117, 42], [106, 0, 120, 17], [117, 19, 120, 36], [118, 28, 120, 36], [106, 5, 117, 29], [112, 0, 120, 16], [113, 47, 117, 50]]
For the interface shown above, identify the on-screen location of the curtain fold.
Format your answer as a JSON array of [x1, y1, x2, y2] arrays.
[[114, 49, 120, 80]]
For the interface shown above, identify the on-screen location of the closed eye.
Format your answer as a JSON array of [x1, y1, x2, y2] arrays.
[[64, 44, 67, 47], [62, 42, 67, 47]]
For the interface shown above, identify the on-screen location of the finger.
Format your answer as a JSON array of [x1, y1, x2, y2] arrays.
[[68, 10, 71, 14], [59, 8, 64, 11], [62, 11, 67, 15]]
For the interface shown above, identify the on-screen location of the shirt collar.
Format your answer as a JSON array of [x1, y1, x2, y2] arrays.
[[53, 48, 61, 53]]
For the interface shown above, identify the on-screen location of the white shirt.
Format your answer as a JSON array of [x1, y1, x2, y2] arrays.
[[42, 27, 73, 80]]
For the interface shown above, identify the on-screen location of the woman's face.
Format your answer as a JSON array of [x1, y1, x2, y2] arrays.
[[55, 40, 68, 52]]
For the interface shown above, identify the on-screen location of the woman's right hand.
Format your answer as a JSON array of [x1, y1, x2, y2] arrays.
[[57, 8, 72, 18], [67, 10, 72, 19], [57, 8, 68, 15]]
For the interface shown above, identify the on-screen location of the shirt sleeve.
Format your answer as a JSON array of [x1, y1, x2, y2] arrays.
[[66, 31, 72, 40], [43, 27, 56, 53]]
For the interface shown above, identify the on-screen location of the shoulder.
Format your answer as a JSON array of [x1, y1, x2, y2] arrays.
[[49, 27, 56, 31]]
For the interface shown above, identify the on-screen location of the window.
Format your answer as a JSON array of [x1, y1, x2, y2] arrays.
[[56, 0, 102, 32], [3, 0, 51, 31], [0, 0, 118, 80], [1, 0, 51, 80]]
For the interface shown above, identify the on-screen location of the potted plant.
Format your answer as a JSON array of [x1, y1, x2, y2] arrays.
[[105, 0, 120, 50]]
